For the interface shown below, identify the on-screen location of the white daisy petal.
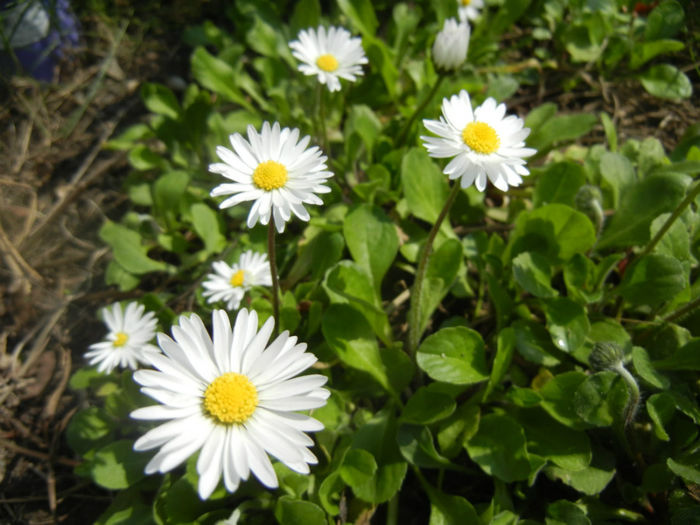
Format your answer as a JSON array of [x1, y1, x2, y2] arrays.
[[131, 309, 327, 500], [421, 89, 536, 192]]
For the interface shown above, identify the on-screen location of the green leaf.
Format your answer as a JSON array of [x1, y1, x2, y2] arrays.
[[645, 0, 685, 40], [344, 204, 399, 292], [631, 346, 670, 389], [128, 145, 167, 171], [401, 148, 453, 237], [190, 47, 253, 110], [629, 39, 685, 70], [517, 409, 592, 471], [485, 327, 516, 400], [640, 64, 692, 100], [533, 162, 586, 208], [512, 252, 557, 298], [274, 496, 326, 525], [323, 261, 392, 345], [340, 448, 377, 491], [290, 0, 321, 34], [546, 444, 616, 496], [546, 500, 591, 525], [416, 327, 489, 385], [512, 320, 561, 367], [526, 113, 597, 153], [88, 440, 148, 490], [398, 424, 453, 468], [401, 387, 456, 425], [99, 222, 168, 275], [574, 371, 628, 427], [153, 170, 189, 226], [287, 230, 344, 285], [189, 203, 226, 254], [563, 254, 602, 304], [418, 239, 463, 335], [322, 304, 412, 395], [344, 105, 383, 162], [597, 172, 689, 249], [140, 82, 180, 120], [427, 489, 480, 525], [508, 204, 596, 262], [599, 152, 635, 208], [337, 0, 378, 38], [539, 372, 589, 429], [351, 409, 408, 504], [667, 457, 700, 484], [618, 254, 686, 307], [437, 403, 480, 458], [94, 487, 152, 525], [544, 297, 590, 353], [66, 408, 115, 456], [646, 392, 675, 440], [465, 414, 531, 482], [654, 339, 700, 371]]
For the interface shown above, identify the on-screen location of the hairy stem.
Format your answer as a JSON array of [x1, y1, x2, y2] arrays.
[[407, 182, 461, 354], [267, 221, 280, 337]]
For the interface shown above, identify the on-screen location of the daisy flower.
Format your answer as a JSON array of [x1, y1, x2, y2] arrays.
[[85, 302, 161, 374], [421, 90, 536, 192], [432, 18, 470, 71], [457, 0, 484, 22], [202, 250, 272, 311], [131, 309, 329, 500], [289, 26, 368, 92], [209, 121, 333, 233]]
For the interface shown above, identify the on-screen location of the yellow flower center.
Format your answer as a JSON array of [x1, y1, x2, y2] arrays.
[[462, 121, 500, 154], [229, 269, 245, 287], [316, 54, 339, 72], [203, 372, 258, 424], [461, 0, 472, 6], [113, 332, 129, 347], [252, 160, 288, 191]]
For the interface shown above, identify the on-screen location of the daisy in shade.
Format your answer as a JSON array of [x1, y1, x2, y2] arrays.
[[202, 250, 272, 311], [421, 90, 536, 192], [131, 309, 329, 500], [85, 302, 161, 374], [289, 26, 368, 92], [457, 0, 484, 22], [209, 121, 333, 233]]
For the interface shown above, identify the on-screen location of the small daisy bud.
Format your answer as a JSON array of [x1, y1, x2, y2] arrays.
[[589, 341, 625, 371], [432, 18, 470, 72], [575, 184, 604, 234]]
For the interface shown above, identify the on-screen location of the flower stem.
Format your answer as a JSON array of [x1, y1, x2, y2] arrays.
[[397, 74, 445, 147], [639, 180, 700, 259], [267, 221, 280, 337], [407, 181, 461, 354], [317, 83, 329, 155], [613, 361, 640, 428]]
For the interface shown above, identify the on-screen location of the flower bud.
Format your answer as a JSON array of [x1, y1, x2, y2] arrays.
[[432, 18, 470, 71], [575, 184, 604, 234], [589, 342, 625, 371]]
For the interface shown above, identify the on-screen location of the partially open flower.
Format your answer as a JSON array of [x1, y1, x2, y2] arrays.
[[457, 0, 485, 22], [131, 309, 329, 500], [432, 18, 470, 71]]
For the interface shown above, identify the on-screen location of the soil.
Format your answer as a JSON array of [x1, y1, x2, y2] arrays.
[[0, 5, 698, 524]]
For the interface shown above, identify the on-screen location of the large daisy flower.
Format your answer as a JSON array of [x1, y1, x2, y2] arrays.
[[202, 250, 272, 311], [457, 0, 485, 22], [421, 90, 536, 192], [209, 121, 333, 233], [289, 26, 368, 92], [85, 302, 161, 374], [131, 309, 329, 500]]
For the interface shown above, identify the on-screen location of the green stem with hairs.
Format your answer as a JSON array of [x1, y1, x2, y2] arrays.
[[613, 362, 640, 427], [397, 74, 445, 147], [267, 221, 280, 338], [407, 182, 461, 354], [639, 180, 700, 259]]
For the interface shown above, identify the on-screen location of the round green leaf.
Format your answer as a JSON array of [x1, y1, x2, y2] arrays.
[[465, 414, 530, 482], [618, 254, 686, 307], [544, 297, 590, 353], [640, 64, 692, 100], [401, 387, 456, 425], [512, 252, 557, 298], [89, 440, 149, 490], [274, 496, 326, 525], [416, 327, 488, 385]]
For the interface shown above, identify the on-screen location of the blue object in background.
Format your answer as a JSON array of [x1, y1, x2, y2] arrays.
[[0, 0, 80, 82]]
